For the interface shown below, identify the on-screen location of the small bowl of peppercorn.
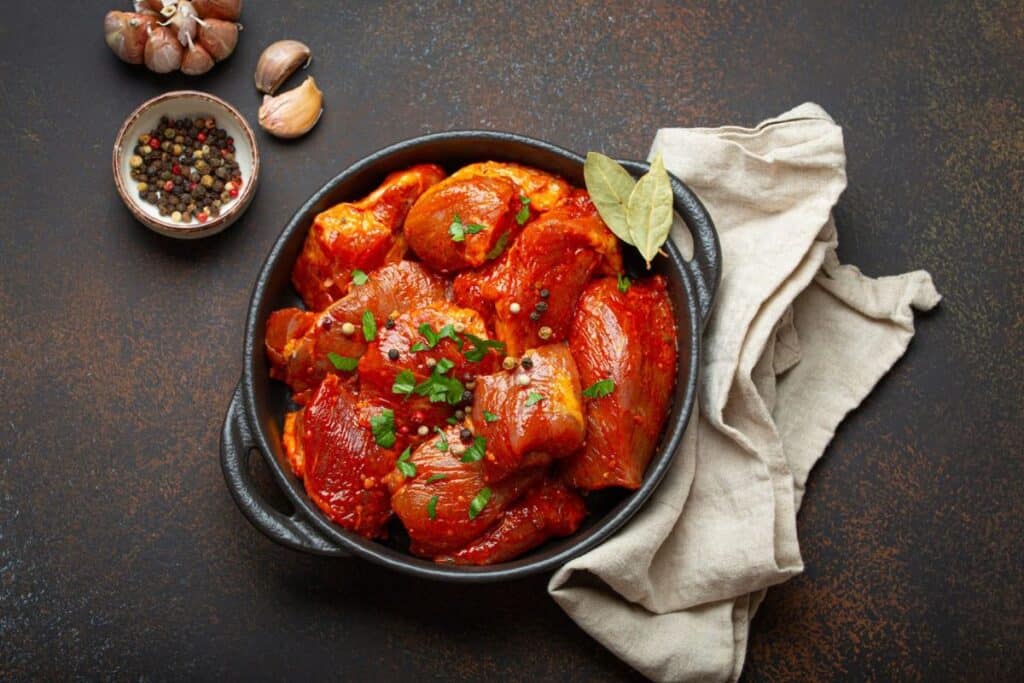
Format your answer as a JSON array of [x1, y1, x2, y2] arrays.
[[113, 90, 260, 239]]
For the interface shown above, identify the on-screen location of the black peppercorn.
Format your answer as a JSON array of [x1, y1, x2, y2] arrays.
[[133, 116, 242, 225], [461, 390, 474, 404], [387, 349, 400, 361], [539, 288, 550, 298], [459, 428, 473, 443], [521, 357, 533, 370], [529, 311, 541, 322], [385, 319, 396, 329], [535, 301, 548, 312]]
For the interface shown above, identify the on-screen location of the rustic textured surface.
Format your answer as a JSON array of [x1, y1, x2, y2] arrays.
[[1, 1, 1022, 680]]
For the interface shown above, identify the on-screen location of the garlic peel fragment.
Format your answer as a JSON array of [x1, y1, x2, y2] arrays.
[[258, 76, 323, 139], [254, 40, 312, 94]]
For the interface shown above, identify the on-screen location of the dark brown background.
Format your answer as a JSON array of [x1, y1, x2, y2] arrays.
[[2, 1, 1021, 680]]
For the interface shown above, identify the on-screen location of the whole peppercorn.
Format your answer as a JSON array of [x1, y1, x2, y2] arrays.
[[535, 301, 549, 313], [521, 357, 533, 370], [539, 288, 550, 299], [385, 318, 396, 329], [461, 389, 474, 404], [529, 311, 541, 322], [459, 428, 473, 443], [387, 349, 400, 361], [131, 116, 243, 224]]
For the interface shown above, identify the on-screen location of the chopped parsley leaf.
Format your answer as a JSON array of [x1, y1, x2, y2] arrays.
[[433, 426, 449, 452], [392, 369, 416, 396], [463, 333, 506, 362], [396, 447, 416, 478], [326, 352, 359, 371], [525, 392, 545, 407], [362, 310, 377, 342], [582, 379, 616, 399], [427, 495, 439, 520], [370, 409, 396, 448], [515, 196, 531, 225], [468, 487, 491, 520], [461, 436, 487, 463], [617, 273, 631, 293], [449, 214, 486, 242], [351, 269, 369, 286], [485, 231, 510, 260]]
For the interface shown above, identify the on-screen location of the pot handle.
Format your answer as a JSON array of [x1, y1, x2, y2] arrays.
[[617, 159, 721, 327], [220, 383, 348, 557]]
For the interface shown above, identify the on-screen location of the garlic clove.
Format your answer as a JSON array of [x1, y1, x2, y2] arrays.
[[105, 11, 156, 64], [197, 18, 239, 62], [181, 40, 214, 75], [254, 40, 312, 94], [144, 25, 184, 73], [192, 0, 243, 22], [258, 76, 323, 139]]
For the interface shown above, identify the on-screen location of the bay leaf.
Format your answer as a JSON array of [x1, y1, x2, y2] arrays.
[[626, 152, 673, 268], [583, 152, 636, 245]]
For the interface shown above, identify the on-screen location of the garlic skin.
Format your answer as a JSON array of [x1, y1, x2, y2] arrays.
[[105, 11, 156, 64], [181, 38, 214, 75], [254, 40, 312, 94], [197, 18, 239, 61], [258, 76, 323, 139], [191, 0, 242, 21], [144, 25, 184, 73]]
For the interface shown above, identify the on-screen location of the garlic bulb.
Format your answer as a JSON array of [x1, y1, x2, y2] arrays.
[[254, 40, 312, 94], [197, 18, 239, 61], [105, 1, 241, 75], [258, 76, 323, 139], [144, 24, 184, 73]]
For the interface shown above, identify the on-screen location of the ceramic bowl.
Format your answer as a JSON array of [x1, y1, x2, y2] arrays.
[[112, 91, 259, 239]]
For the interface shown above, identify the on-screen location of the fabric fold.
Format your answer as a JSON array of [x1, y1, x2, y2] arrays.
[[549, 103, 940, 682]]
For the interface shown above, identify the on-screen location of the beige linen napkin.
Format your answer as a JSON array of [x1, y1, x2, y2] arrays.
[[548, 103, 941, 682]]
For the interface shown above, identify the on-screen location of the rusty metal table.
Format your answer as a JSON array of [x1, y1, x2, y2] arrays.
[[2, 1, 1021, 680]]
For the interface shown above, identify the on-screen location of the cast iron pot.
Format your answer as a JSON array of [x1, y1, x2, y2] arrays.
[[221, 131, 720, 582]]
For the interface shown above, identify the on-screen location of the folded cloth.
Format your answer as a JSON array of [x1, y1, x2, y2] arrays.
[[548, 103, 941, 682]]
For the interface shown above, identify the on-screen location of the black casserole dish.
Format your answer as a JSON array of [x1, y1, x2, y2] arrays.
[[220, 131, 720, 582]]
